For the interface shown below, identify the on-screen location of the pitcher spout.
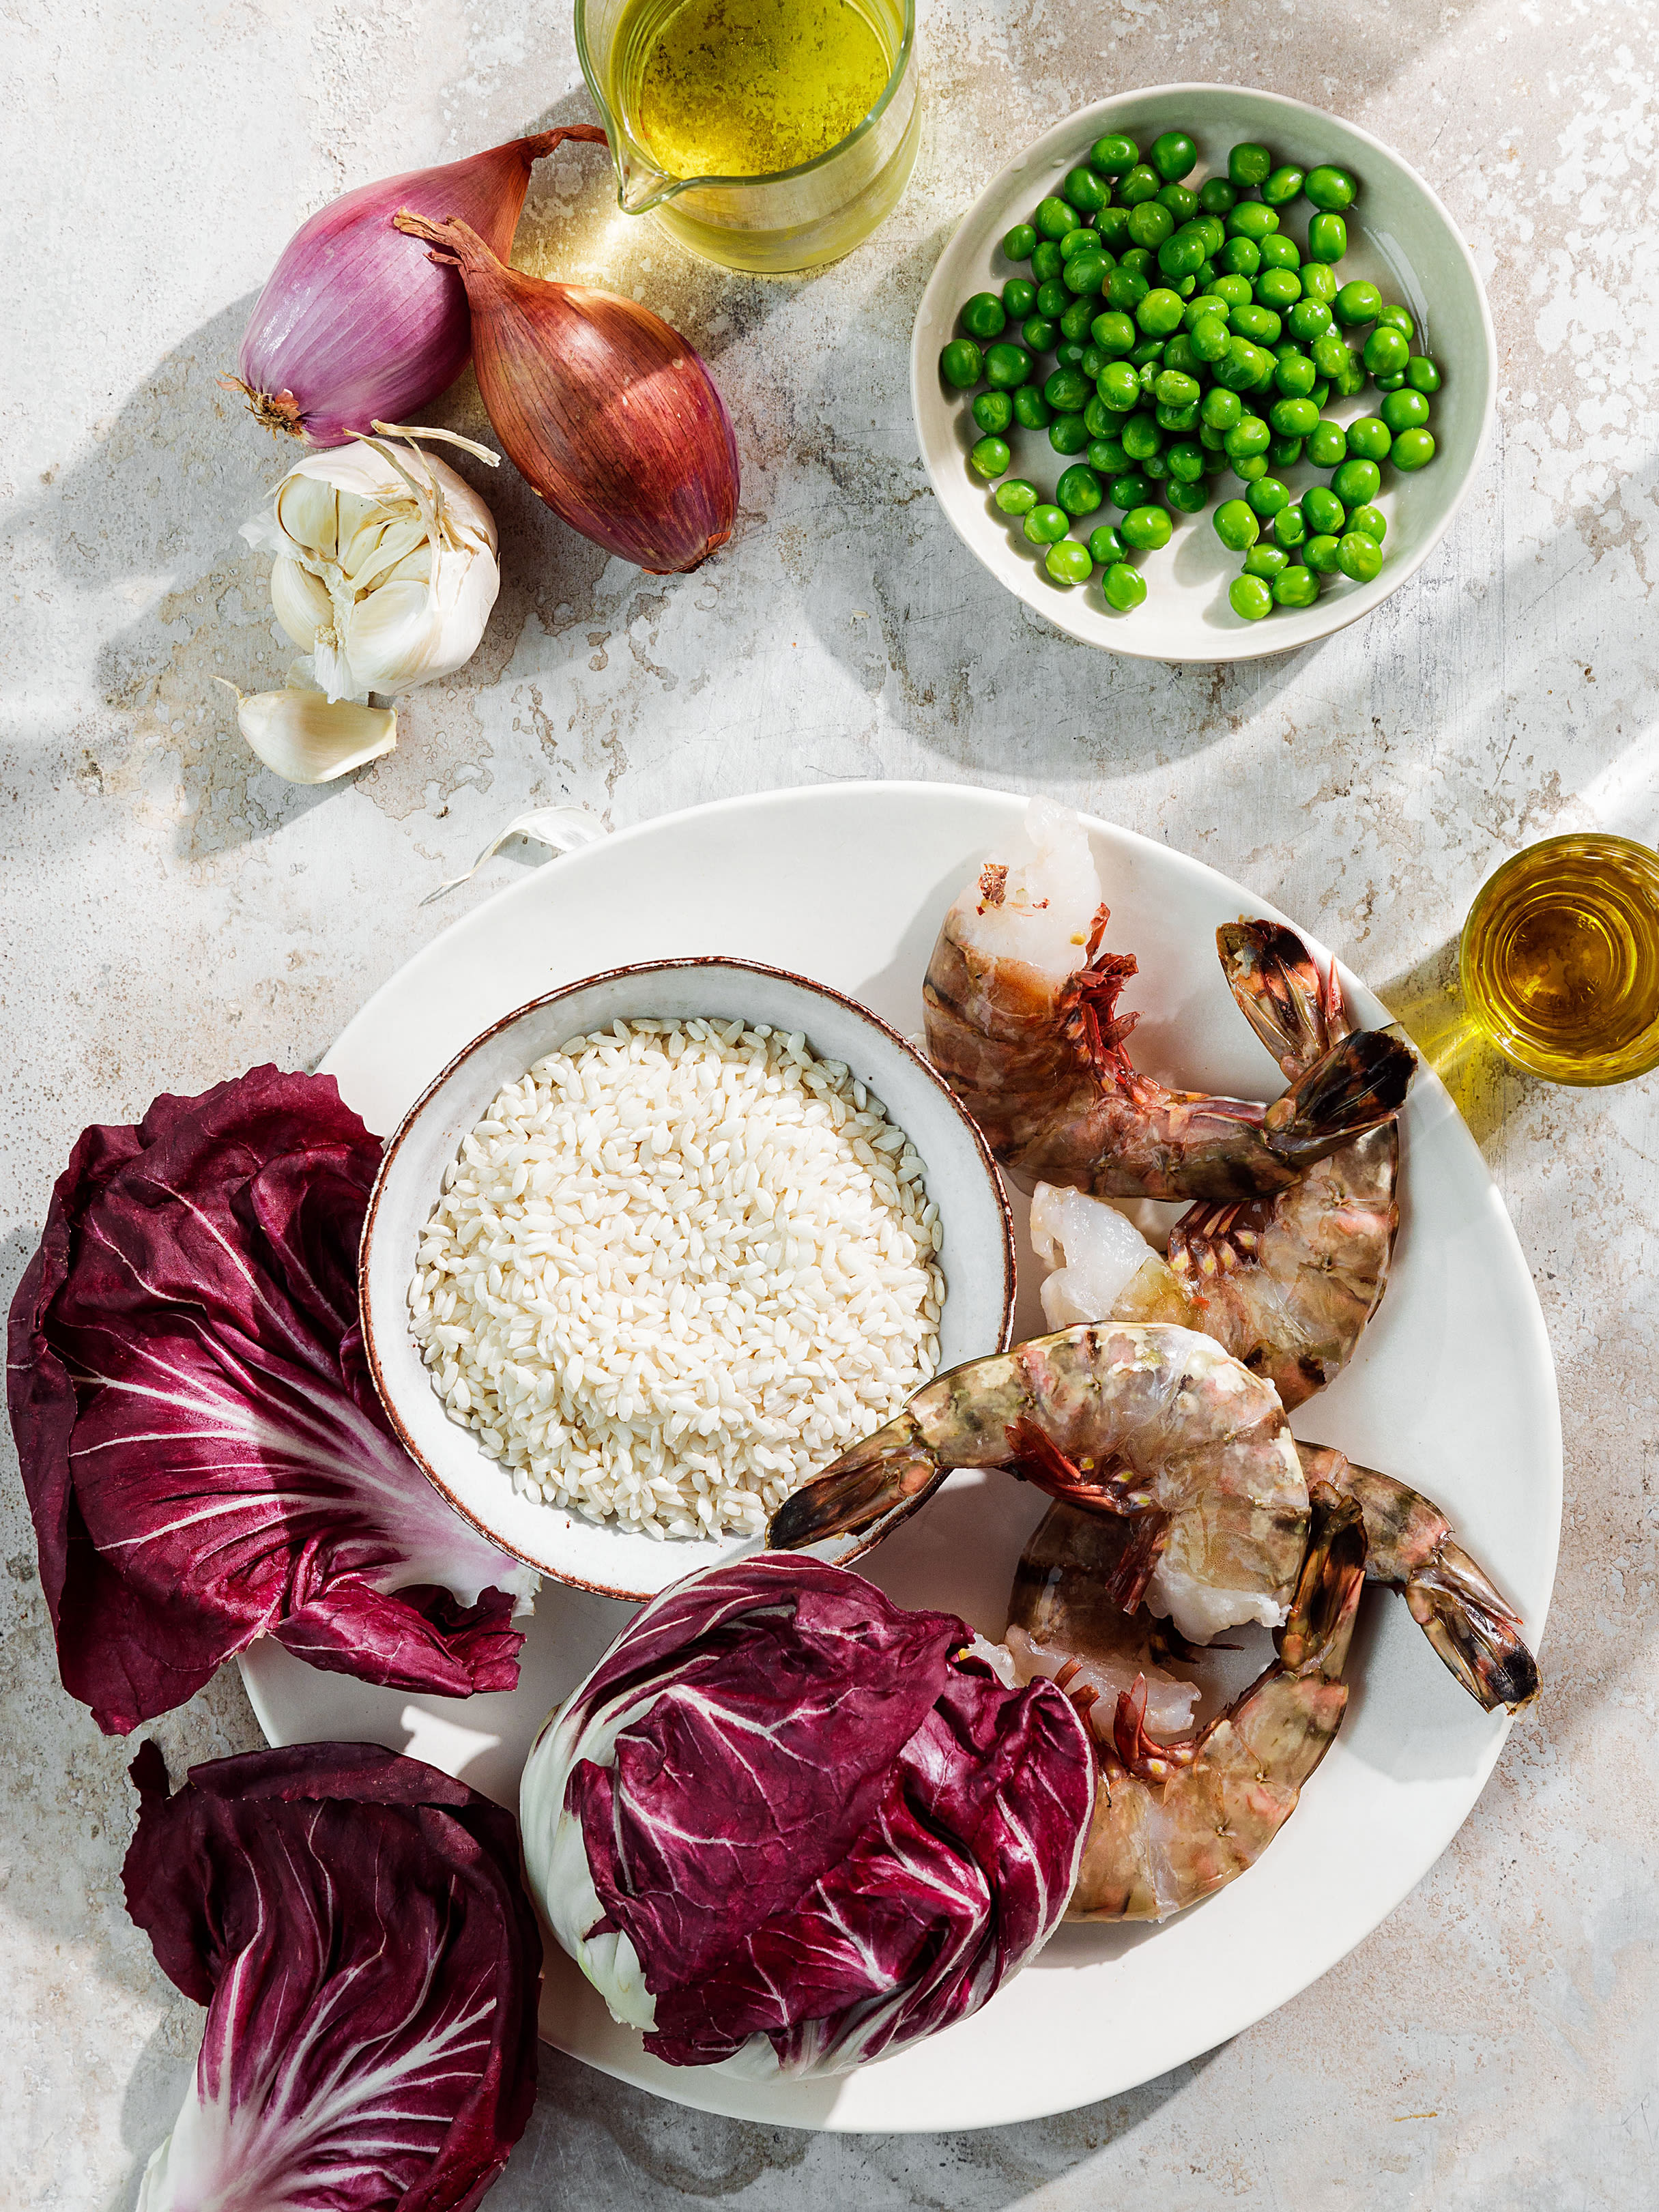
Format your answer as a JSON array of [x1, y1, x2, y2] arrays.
[[616, 150, 678, 214]]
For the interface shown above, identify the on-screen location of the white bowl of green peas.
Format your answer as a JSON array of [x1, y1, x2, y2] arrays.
[[910, 83, 1496, 661]]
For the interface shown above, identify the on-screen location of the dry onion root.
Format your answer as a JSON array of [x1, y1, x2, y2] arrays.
[[392, 212, 740, 575]]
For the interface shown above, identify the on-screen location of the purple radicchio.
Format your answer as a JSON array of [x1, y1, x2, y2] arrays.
[[520, 1553, 1094, 2075], [6, 1065, 536, 1734], [124, 1739, 540, 2211]]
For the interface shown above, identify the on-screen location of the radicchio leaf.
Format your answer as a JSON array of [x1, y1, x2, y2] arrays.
[[520, 1554, 1094, 2075], [124, 1739, 540, 2211], [7, 1066, 536, 1734]]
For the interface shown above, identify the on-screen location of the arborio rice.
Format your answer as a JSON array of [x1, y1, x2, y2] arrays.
[[408, 1018, 945, 1539]]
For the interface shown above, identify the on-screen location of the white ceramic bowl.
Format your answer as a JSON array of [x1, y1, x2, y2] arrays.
[[911, 83, 1496, 661], [359, 957, 1016, 1601]]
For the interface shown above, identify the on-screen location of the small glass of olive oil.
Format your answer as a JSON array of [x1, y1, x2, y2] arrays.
[[1459, 833, 1659, 1085]]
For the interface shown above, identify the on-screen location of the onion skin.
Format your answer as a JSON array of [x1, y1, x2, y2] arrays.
[[393, 213, 740, 575], [230, 128, 607, 446]]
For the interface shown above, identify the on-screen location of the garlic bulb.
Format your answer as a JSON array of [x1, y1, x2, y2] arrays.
[[218, 679, 397, 783], [242, 429, 500, 701]]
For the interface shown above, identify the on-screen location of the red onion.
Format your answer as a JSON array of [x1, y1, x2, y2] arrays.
[[392, 212, 740, 575], [227, 126, 607, 446]]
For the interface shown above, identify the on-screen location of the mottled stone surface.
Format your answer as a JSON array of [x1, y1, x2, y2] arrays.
[[4, 0, 1657, 2204]]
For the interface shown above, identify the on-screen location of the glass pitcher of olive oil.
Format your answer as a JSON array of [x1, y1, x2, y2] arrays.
[[575, 0, 919, 274], [1460, 833, 1659, 1085]]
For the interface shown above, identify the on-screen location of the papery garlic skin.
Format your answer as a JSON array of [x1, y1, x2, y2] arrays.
[[219, 682, 397, 784], [243, 438, 500, 702]]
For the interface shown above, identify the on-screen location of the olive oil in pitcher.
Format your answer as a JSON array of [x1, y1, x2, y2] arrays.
[[614, 0, 894, 181]]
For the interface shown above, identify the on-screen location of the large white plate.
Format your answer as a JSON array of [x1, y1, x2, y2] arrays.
[[241, 781, 1561, 2134]]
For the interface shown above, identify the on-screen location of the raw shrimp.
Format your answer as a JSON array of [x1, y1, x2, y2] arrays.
[[921, 801, 1415, 1201], [1166, 922, 1404, 1408], [767, 1322, 1309, 1643], [1297, 1444, 1539, 1712], [1059, 1484, 1368, 1921], [1029, 1181, 1200, 1333]]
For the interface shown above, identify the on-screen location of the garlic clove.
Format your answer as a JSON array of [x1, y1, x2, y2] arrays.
[[270, 556, 330, 652], [275, 472, 344, 560], [217, 680, 396, 784]]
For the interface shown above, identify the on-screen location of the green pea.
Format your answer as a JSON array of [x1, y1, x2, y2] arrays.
[[1219, 235, 1262, 278], [1232, 302, 1282, 344], [1121, 502, 1172, 550], [1002, 278, 1038, 321], [1157, 401, 1201, 432], [1036, 278, 1069, 318], [1095, 205, 1131, 250], [1310, 377, 1331, 407], [1228, 141, 1272, 189], [1405, 356, 1442, 393], [1346, 415, 1392, 463], [1095, 362, 1140, 412], [1106, 265, 1151, 312], [1161, 330, 1200, 372], [1032, 239, 1065, 283], [961, 291, 1007, 339], [1117, 416, 1159, 461], [1265, 396, 1316, 439], [1335, 351, 1368, 398], [1165, 438, 1207, 484], [1002, 222, 1039, 263], [1020, 317, 1056, 353], [1158, 182, 1200, 222], [1247, 476, 1291, 519], [1229, 572, 1275, 620], [1110, 470, 1153, 509], [1255, 266, 1303, 311], [1064, 165, 1111, 215], [1362, 327, 1409, 379], [1103, 561, 1147, 610], [1136, 287, 1187, 336], [1273, 501, 1308, 548], [1081, 394, 1112, 436], [1148, 129, 1196, 182], [1303, 484, 1346, 535], [1273, 352, 1318, 399], [1127, 201, 1177, 249], [1200, 422, 1229, 451], [1166, 476, 1211, 513], [972, 389, 1014, 435], [1243, 543, 1288, 577], [1088, 520, 1127, 563], [1345, 503, 1387, 544], [1011, 385, 1052, 429], [1158, 229, 1208, 280], [1050, 412, 1091, 454], [1332, 456, 1382, 504], [1088, 433, 1129, 474], [1372, 370, 1406, 392], [1091, 134, 1140, 176], [1042, 366, 1088, 413], [1091, 310, 1138, 358], [982, 343, 1033, 390], [1045, 463, 1098, 517], [1055, 339, 1088, 369], [1305, 164, 1356, 211], [1191, 214, 1227, 257], [1213, 335, 1268, 390], [1335, 530, 1383, 582], [1260, 234, 1301, 272], [1335, 280, 1382, 327], [1057, 226, 1096, 261], [1303, 532, 1342, 574], [1211, 272, 1254, 309], [1227, 201, 1280, 242], [1118, 163, 1162, 206], [1392, 427, 1437, 470], [1311, 330, 1351, 379], [1190, 313, 1230, 363], [995, 478, 1039, 515], [1130, 336, 1166, 367], [1173, 274, 1198, 300], [1224, 414, 1271, 459], [1198, 176, 1238, 214], [1273, 564, 1321, 607], [1035, 196, 1076, 240], [1301, 262, 1338, 305], [1213, 497, 1260, 550], [1079, 345, 1109, 379], [1141, 451, 1170, 481], [1305, 420, 1346, 472], [1263, 163, 1304, 205], [1381, 388, 1430, 434], [1154, 369, 1201, 409], [1059, 294, 1097, 340], [1271, 435, 1305, 467], [1045, 537, 1095, 586], [1201, 385, 1244, 431], [1288, 298, 1334, 343], [969, 435, 1011, 478], [1307, 212, 1347, 263], [940, 339, 982, 389]]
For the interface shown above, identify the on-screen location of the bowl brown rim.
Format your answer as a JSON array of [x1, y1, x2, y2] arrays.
[[358, 953, 1018, 1600]]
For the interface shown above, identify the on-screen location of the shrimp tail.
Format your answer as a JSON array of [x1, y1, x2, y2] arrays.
[[1296, 1445, 1540, 1714], [1219, 919, 1350, 1075], [1261, 1026, 1417, 1170], [766, 1411, 941, 1553]]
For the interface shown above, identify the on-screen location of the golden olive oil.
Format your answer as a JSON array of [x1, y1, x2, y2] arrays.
[[1460, 833, 1659, 1085], [617, 0, 893, 179]]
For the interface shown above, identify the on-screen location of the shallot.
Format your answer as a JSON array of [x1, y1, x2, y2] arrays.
[[393, 212, 740, 574], [229, 126, 607, 446]]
